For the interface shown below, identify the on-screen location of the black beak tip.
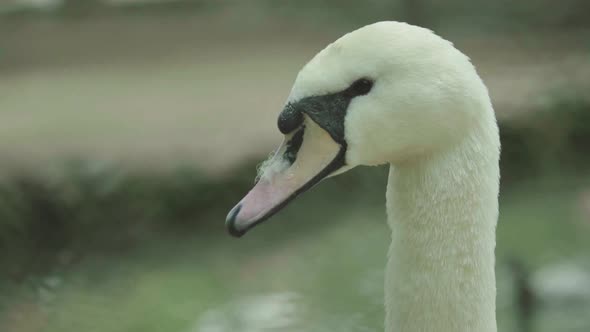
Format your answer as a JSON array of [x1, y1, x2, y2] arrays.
[[227, 224, 246, 238], [225, 204, 246, 238]]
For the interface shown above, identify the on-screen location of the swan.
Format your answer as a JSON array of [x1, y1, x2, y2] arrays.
[[226, 21, 500, 332]]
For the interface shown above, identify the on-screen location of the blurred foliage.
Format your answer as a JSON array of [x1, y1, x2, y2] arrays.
[[2, 0, 590, 29], [0, 95, 589, 279], [500, 95, 590, 181], [0, 0, 223, 18], [0, 161, 253, 278]]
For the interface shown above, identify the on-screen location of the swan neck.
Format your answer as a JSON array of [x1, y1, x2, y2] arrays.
[[384, 126, 500, 332]]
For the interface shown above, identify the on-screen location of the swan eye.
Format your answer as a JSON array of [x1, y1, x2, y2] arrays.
[[349, 78, 373, 96]]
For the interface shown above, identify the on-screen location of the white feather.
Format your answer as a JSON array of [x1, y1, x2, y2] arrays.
[[289, 21, 500, 332]]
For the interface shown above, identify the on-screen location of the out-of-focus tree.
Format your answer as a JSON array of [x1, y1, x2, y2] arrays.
[[62, 0, 104, 15], [63, 0, 102, 7], [400, 0, 426, 27], [562, 0, 590, 27]]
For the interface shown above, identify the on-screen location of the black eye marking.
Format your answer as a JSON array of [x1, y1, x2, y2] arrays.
[[346, 78, 374, 97], [277, 77, 374, 147], [284, 125, 305, 164]]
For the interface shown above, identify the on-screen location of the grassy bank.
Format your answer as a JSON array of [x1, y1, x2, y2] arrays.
[[1, 167, 590, 332]]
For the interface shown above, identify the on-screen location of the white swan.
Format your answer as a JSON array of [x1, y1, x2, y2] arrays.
[[226, 21, 500, 332]]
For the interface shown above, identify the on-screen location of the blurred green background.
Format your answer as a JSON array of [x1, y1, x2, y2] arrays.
[[1, 1, 590, 331]]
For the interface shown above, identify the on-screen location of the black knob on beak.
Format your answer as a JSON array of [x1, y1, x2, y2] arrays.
[[278, 104, 304, 134]]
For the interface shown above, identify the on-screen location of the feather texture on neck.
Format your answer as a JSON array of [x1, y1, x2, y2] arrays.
[[385, 114, 500, 332]]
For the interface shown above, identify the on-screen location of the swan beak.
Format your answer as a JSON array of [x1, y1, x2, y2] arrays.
[[226, 122, 345, 237]]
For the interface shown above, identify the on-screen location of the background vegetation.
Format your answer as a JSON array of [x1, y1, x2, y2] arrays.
[[1, 1, 590, 331]]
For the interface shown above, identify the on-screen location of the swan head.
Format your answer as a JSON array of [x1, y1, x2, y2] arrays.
[[226, 21, 492, 237]]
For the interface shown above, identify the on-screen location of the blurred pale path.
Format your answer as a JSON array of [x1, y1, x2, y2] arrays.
[[1, 14, 589, 175]]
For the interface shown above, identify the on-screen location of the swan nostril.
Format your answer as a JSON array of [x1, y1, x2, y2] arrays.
[[283, 126, 305, 164], [278, 104, 303, 134]]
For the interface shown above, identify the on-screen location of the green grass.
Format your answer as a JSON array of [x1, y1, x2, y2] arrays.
[[2, 170, 590, 332]]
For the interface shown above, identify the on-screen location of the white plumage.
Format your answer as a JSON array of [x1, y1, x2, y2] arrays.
[[287, 21, 500, 332], [230, 21, 500, 332]]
